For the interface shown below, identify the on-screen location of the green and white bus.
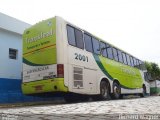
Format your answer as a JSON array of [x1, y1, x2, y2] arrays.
[[22, 16, 150, 101]]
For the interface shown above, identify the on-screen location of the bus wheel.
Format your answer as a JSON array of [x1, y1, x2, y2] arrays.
[[99, 81, 110, 100], [140, 85, 146, 97], [112, 82, 121, 99]]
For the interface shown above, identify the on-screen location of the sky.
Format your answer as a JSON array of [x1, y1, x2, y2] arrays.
[[0, 0, 160, 66]]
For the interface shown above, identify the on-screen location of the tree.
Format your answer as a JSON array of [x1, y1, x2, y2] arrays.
[[145, 61, 160, 80]]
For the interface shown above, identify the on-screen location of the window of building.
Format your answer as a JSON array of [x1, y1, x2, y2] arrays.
[[118, 50, 123, 63], [9, 48, 18, 60], [126, 54, 131, 66], [84, 33, 93, 52], [107, 45, 113, 59], [92, 37, 100, 55], [122, 52, 127, 65], [100, 41, 107, 57], [67, 25, 76, 46], [113, 47, 119, 61]]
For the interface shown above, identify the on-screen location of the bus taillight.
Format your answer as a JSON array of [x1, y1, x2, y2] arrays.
[[57, 64, 64, 78]]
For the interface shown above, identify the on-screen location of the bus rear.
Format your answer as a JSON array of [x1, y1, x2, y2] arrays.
[[22, 17, 68, 95]]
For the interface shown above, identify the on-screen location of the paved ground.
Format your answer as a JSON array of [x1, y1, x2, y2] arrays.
[[0, 96, 160, 120]]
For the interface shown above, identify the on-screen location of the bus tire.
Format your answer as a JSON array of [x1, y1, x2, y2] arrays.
[[99, 81, 110, 100], [112, 82, 121, 99], [140, 85, 146, 97]]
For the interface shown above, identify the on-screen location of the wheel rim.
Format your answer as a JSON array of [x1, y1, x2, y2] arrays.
[[114, 85, 120, 97], [102, 86, 107, 97], [101, 83, 108, 98]]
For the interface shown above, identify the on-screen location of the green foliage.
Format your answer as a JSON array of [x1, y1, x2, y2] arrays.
[[145, 61, 160, 80]]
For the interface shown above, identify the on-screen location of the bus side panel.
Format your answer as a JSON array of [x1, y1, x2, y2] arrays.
[[61, 19, 146, 96], [67, 46, 99, 94], [61, 21, 100, 95], [92, 55, 145, 94]]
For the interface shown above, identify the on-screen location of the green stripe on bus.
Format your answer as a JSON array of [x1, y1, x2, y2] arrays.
[[93, 54, 137, 90], [23, 58, 52, 66], [93, 54, 113, 80]]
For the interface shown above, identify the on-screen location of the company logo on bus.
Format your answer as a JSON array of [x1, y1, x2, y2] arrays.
[[25, 29, 53, 43]]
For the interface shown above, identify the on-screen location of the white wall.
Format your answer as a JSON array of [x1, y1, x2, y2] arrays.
[[0, 29, 22, 79], [0, 12, 30, 34], [0, 13, 31, 80]]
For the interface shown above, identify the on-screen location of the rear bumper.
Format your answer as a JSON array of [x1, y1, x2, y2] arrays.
[[22, 78, 68, 95]]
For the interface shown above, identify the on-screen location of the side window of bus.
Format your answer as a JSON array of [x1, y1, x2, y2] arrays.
[[92, 37, 100, 55], [139, 60, 142, 69], [75, 28, 84, 49], [84, 33, 93, 52], [118, 50, 123, 63], [130, 56, 134, 67], [122, 52, 127, 65], [113, 47, 119, 61], [139, 60, 142, 65], [133, 57, 137, 67], [136, 59, 140, 66], [67, 25, 76, 46], [126, 54, 131, 66], [100, 41, 107, 57], [67, 25, 84, 49], [106, 45, 113, 59]]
